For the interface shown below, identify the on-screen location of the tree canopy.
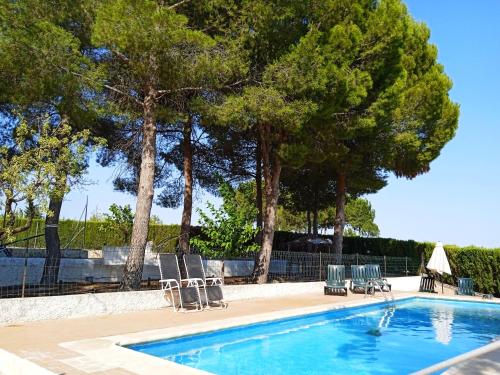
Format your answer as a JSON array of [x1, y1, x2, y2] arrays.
[[0, 0, 459, 286]]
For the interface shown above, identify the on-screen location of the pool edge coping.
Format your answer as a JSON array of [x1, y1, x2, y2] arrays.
[[56, 293, 499, 375]]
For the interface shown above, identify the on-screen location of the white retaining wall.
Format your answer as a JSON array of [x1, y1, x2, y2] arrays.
[[0, 258, 256, 286], [0, 277, 421, 325], [0, 258, 46, 286], [0, 258, 163, 286]]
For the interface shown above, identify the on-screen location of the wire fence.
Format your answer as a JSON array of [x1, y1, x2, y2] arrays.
[[0, 245, 422, 299], [268, 251, 421, 282], [201, 251, 422, 283]]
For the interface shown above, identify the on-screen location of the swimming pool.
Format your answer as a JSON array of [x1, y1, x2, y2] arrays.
[[128, 298, 500, 374]]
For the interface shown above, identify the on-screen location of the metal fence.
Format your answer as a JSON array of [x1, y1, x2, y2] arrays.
[[267, 251, 421, 282], [0, 247, 422, 299], [0, 264, 160, 299]]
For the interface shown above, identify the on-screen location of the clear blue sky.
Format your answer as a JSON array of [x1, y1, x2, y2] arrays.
[[62, 0, 500, 248]]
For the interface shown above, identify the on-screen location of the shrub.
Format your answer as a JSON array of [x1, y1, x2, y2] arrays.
[[190, 181, 259, 258]]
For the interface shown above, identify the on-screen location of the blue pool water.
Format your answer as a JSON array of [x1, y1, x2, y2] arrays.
[[128, 298, 500, 374]]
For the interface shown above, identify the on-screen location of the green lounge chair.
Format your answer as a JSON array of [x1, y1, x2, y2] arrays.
[[456, 277, 493, 299], [324, 265, 348, 296], [365, 264, 391, 292], [456, 277, 474, 296], [350, 265, 371, 293]]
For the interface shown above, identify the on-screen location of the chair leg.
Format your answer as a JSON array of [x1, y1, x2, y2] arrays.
[[200, 287, 210, 310], [170, 288, 178, 312]]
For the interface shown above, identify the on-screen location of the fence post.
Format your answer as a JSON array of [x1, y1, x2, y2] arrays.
[[33, 221, 39, 249], [356, 252, 359, 265], [383, 255, 387, 277], [319, 252, 322, 281], [221, 260, 225, 283], [22, 238, 29, 298]]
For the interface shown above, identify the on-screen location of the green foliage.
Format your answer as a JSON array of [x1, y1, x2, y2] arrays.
[[275, 207, 308, 233], [317, 198, 380, 237], [424, 245, 500, 297], [344, 198, 380, 237], [0, 119, 92, 242], [1, 1, 462, 286], [150, 215, 163, 225], [0, 0, 88, 107], [272, 231, 427, 258], [10, 218, 183, 252], [191, 181, 259, 258], [92, 0, 215, 89], [279, 164, 336, 214], [100, 204, 134, 243], [215, 86, 316, 139]]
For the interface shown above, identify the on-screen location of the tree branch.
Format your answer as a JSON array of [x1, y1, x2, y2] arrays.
[[111, 49, 130, 64], [102, 83, 144, 106], [168, 0, 192, 9], [156, 78, 249, 99], [54, 63, 145, 107]]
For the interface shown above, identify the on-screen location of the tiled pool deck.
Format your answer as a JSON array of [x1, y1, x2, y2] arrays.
[[0, 288, 498, 375]]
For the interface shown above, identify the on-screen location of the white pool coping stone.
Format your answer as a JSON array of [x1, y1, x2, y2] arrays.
[[0, 349, 57, 375], [57, 294, 500, 375]]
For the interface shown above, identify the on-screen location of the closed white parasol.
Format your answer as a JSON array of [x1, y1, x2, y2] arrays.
[[427, 242, 451, 293]]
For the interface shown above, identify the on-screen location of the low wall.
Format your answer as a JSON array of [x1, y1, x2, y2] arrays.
[[387, 276, 421, 292], [0, 277, 420, 325], [0, 258, 163, 286], [1, 248, 93, 259]]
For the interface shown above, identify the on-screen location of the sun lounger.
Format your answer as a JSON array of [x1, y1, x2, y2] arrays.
[[184, 254, 227, 309], [365, 264, 391, 292], [158, 253, 203, 312], [456, 277, 493, 299], [456, 277, 474, 296], [350, 265, 371, 293], [324, 265, 348, 296]]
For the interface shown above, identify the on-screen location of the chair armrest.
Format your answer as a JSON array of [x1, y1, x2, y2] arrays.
[[206, 277, 223, 286], [159, 279, 179, 289], [181, 278, 205, 287]]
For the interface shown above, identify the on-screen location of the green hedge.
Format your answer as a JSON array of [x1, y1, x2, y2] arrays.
[[12, 220, 426, 258], [425, 245, 500, 297], [273, 231, 429, 258], [10, 219, 183, 252]]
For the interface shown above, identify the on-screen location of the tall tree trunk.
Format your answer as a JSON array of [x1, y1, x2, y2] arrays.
[[255, 139, 263, 245], [313, 189, 319, 235], [313, 208, 319, 236], [252, 124, 281, 284], [333, 173, 347, 258], [41, 187, 65, 285], [121, 87, 157, 290], [255, 139, 263, 230], [179, 116, 193, 255], [306, 210, 311, 235]]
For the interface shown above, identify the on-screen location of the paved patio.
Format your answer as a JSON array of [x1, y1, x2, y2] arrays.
[[0, 287, 497, 374]]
